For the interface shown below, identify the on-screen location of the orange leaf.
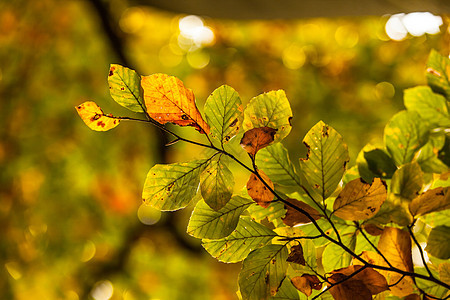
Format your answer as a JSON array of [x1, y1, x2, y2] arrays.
[[75, 101, 121, 131], [282, 198, 321, 226], [378, 227, 414, 297], [291, 274, 322, 296], [141, 73, 210, 134], [328, 265, 388, 300], [246, 170, 274, 208], [240, 127, 277, 157]]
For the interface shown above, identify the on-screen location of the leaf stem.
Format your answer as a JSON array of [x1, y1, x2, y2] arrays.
[[408, 221, 434, 279]]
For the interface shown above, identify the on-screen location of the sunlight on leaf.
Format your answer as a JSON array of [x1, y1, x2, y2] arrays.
[[391, 162, 423, 201], [141, 73, 210, 133], [108, 64, 145, 113], [425, 226, 450, 259], [426, 49, 450, 99], [75, 101, 121, 131], [240, 127, 277, 157], [282, 198, 321, 226], [246, 170, 274, 208], [409, 186, 449, 217], [200, 156, 234, 210], [291, 274, 322, 297]]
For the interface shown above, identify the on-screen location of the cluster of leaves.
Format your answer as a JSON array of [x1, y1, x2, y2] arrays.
[[77, 50, 450, 299]]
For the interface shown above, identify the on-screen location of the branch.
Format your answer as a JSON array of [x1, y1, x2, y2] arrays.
[[408, 221, 434, 278]]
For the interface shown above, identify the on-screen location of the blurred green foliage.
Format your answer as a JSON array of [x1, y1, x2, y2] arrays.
[[0, 0, 448, 299]]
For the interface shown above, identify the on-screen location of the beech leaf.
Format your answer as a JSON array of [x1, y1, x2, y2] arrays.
[[246, 170, 274, 208], [200, 157, 234, 211], [391, 162, 423, 201], [286, 244, 306, 265], [291, 274, 322, 297], [243, 90, 292, 143], [108, 64, 145, 113], [240, 127, 277, 157], [409, 187, 450, 217], [299, 121, 349, 200], [76, 101, 121, 131], [425, 226, 450, 259], [141, 73, 210, 134], [282, 198, 321, 226], [333, 178, 387, 221], [426, 49, 450, 99]]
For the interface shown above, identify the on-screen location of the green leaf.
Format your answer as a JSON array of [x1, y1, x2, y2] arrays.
[[247, 201, 286, 228], [370, 194, 413, 226], [202, 216, 277, 263], [187, 194, 252, 239], [299, 121, 349, 199], [322, 226, 357, 273], [426, 225, 450, 259], [439, 262, 450, 286], [409, 187, 450, 217], [404, 86, 450, 128], [426, 49, 450, 100], [108, 64, 145, 113], [204, 85, 242, 144], [243, 90, 293, 143], [200, 156, 234, 210], [239, 244, 288, 300], [256, 143, 301, 188], [384, 110, 429, 166], [415, 267, 450, 298], [363, 149, 397, 179], [422, 209, 450, 227], [142, 159, 209, 211], [390, 162, 423, 201], [271, 279, 303, 300], [417, 133, 449, 174]]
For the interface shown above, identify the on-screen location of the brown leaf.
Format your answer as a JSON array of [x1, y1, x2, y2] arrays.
[[240, 127, 277, 157], [75, 101, 121, 131], [409, 186, 450, 217], [404, 294, 420, 300], [333, 178, 387, 221], [328, 265, 388, 300], [378, 227, 414, 297], [286, 244, 305, 265], [141, 73, 210, 134], [362, 224, 384, 236], [291, 274, 322, 296], [282, 198, 321, 226], [246, 170, 274, 208]]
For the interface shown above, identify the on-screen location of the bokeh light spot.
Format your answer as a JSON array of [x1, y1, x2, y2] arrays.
[[187, 51, 210, 69], [375, 81, 395, 100], [119, 7, 146, 34], [282, 44, 306, 69], [90, 280, 114, 300], [385, 12, 442, 41], [5, 262, 22, 280], [81, 240, 96, 262], [137, 203, 161, 225], [159, 45, 183, 67]]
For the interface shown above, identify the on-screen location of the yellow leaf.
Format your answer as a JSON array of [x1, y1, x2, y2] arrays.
[[377, 227, 414, 297], [409, 187, 450, 217], [246, 170, 274, 208], [240, 127, 277, 157], [141, 73, 210, 134], [282, 198, 321, 226], [75, 101, 121, 131], [333, 178, 387, 221]]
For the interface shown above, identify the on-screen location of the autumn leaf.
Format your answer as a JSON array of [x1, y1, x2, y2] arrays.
[[333, 178, 387, 221], [328, 265, 388, 300], [108, 64, 145, 113], [240, 127, 277, 157], [291, 274, 322, 296], [409, 186, 450, 217], [75, 101, 121, 131], [286, 244, 306, 265], [141, 73, 210, 134], [378, 226, 414, 297], [246, 170, 274, 208], [362, 224, 384, 236], [282, 198, 321, 226]]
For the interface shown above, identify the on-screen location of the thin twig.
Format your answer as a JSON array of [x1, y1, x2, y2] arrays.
[[408, 221, 434, 278], [355, 221, 394, 268]]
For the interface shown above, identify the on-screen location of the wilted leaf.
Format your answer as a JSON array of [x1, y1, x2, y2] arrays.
[[142, 159, 209, 211], [108, 64, 145, 113], [75, 101, 121, 131], [187, 195, 252, 239], [409, 187, 450, 217], [378, 227, 414, 297], [333, 178, 387, 221], [243, 90, 293, 143], [240, 127, 277, 157], [426, 49, 450, 99], [238, 244, 288, 300], [256, 143, 301, 189], [384, 110, 429, 166], [202, 216, 277, 263], [363, 149, 397, 179], [426, 225, 450, 259], [391, 162, 423, 201], [291, 274, 322, 296], [299, 121, 349, 200], [287, 244, 306, 265], [247, 170, 274, 208], [328, 265, 388, 300], [200, 157, 234, 210], [282, 198, 321, 226], [204, 85, 242, 144], [141, 73, 210, 134], [404, 86, 450, 128]]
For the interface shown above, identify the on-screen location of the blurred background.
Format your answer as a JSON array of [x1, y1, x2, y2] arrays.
[[0, 0, 449, 299]]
